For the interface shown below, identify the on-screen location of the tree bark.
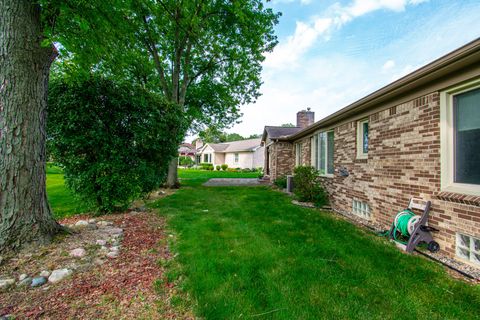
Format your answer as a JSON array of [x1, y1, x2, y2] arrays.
[[0, 0, 62, 252], [165, 158, 180, 188]]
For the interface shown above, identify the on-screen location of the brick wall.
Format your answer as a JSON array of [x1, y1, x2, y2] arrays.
[[293, 92, 480, 259], [267, 141, 295, 180]]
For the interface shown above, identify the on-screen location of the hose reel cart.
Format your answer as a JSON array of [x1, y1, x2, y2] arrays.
[[387, 198, 440, 253]]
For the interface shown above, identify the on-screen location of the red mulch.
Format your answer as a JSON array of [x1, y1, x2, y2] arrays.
[[0, 211, 191, 319]]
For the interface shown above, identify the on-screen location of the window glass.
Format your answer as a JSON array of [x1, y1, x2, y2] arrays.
[[327, 131, 334, 174], [319, 132, 326, 175], [204, 154, 208, 162], [362, 121, 369, 154], [235, 153, 239, 163], [454, 88, 480, 184]]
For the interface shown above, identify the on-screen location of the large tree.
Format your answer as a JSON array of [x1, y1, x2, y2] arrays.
[[54, 0, 280, 187], [0, 0, 62, 251]]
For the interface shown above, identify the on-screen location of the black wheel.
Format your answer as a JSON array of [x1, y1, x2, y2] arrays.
[[428, 241, 440, 253]]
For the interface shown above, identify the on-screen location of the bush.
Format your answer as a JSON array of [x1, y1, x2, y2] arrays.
[[221, 164, 228, 171], [47, 76, 186, 213], [179, 156, 195, 168], [257, 167, 264, 179], [292, 166, 328, 207], [274, 175, 287, 189], [200, 163, 214, 170], [216, 165, 221, 171]]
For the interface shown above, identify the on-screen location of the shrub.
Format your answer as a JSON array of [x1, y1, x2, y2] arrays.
[[221, 164, 228, 171], [273, 175, 287, 189], [200, 163, 214, 170], [48, 76, 186, 213], [216, 165, 221, 171], [257, 167, 264, 179], [179, 156, 195, 168], [292, 166, 328, 207]]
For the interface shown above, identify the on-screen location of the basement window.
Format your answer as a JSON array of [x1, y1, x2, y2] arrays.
[[456, 233, 480, 265], [352, 200, 371, 219]]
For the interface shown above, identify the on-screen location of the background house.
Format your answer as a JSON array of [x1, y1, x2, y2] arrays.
[[197, 138, 264, 169], [261, 39, 480, 264]]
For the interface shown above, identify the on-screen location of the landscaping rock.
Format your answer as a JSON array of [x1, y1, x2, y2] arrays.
[[106, 251, 119, 259], [39, 270, 51, 278], [97, 220, 113, 227], [88, 218, 96, 224], [0, 278, 15, 290], [75, 220, 89, 227], [18, 273, 28, 281], [17, 277, 32, 287], [107, 227, 123, 235], [70, 248, 86, 258], [48, 269, 72, 283], [96, 239, 107, 246], [110, 246, 120, 252], [31, 277, 47, 287], [86, 223, 98, 230]]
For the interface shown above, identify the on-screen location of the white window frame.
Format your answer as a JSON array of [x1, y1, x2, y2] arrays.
[[440, 78, 480, 196], [295, 143, 301, 166], [310, 131, 334, 177], [234, 153, 239, 163], [356, 118, 369, 159], [456, 233, 480, 266]]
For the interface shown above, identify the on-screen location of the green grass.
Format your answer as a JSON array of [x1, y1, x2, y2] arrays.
[[46, 164, 92, 219], [153, 170, 480, 320]]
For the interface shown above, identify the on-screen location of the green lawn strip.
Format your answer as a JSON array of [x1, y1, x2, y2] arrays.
[[153, 170, 480, 319], [46, 164, 92, 219]]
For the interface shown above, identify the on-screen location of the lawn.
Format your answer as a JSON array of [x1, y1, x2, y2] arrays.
[[154, 170, 480, 319], [46, 164, 92, 219]]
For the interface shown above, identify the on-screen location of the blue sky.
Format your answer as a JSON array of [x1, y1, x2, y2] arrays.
[[226, 0, 480, 137]]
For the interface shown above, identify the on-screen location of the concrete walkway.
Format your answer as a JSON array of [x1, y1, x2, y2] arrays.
[[203, 178, 265, 187]]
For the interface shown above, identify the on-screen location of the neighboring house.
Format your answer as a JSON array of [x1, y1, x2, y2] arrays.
[[197, 138, 264, 169], [261, 39, 480, 263], [178, 139, 204, 163]]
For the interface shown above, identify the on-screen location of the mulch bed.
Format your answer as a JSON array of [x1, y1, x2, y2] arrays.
[[0, 211, 193, 319]]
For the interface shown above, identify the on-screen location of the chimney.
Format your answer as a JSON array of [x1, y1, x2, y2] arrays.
[[195, 138, 204, 150], [296, 108, 315, 129]]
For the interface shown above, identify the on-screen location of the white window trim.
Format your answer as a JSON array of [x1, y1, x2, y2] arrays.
[[311, 131, 334, 178], [440, 78, 480, 196], [356, 119, 369, 159]]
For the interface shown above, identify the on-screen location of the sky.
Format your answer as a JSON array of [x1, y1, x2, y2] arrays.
[[223, 0, 480, 137]]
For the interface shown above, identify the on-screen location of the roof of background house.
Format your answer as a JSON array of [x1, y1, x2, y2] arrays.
[[178, 143, 196, 153], [203, 138, 262, 153], [285, 37, 480, 141], [261, 126, 303, 141]]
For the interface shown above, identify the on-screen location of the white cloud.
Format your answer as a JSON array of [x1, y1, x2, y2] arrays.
[[382, 59, 396, 72], [265, 0, 430, 69]]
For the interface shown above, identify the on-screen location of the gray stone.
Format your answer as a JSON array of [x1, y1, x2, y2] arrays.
[[96, 239, 107, 246], [97, 220, 113, 227], [18, 273, 28, 281], [70, 248, 86, 258], [75, 220, 89, 227], [39, 270, 51, 278], [48, 269, 72, 283], [106, 227, 123, 235], [17, 277, 32, 287], [0, 278, 15, 290], [110, 246, 120, 252], [88, 218, 96, 224], [106, 251, 119, 258], [31, 277, 47, 287]]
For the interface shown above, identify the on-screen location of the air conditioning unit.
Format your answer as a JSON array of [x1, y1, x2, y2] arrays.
[[286, 175, 294, 193]]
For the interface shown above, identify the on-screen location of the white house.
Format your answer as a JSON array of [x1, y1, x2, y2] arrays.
[[197, 138, 264, 169]]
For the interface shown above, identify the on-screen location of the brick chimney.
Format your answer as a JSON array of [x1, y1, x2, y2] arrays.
[[296, 108, 315, 129], [195, 138, 204, 150]]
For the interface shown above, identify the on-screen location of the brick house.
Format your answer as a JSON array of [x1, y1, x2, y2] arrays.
[[261, 39, 480, 264]]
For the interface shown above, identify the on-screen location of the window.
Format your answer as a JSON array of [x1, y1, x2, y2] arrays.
[[440, 79, 480, 196], [352, 200, 371, 219], [234, 153, 239, 163], [456, 233, 480, 265], [357, 119, 369, 159], [203, 154, 212, 163], [295, 143, 302, 166], [203, 154, 208, 163], [310, 131, 334, 176]]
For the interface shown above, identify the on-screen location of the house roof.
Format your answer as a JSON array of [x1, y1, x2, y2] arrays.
[[202, 138, 262, 153], [284, 37, 480, 141], [178, 143, 196, 154], [261, 126, 303, 142]]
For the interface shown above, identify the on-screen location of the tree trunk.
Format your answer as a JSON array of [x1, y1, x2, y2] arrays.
[[165, 158, 180, 188], [0, 0, 61, 252]]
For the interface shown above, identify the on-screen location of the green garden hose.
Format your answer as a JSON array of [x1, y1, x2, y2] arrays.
[[381, 209, 421, 245]]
